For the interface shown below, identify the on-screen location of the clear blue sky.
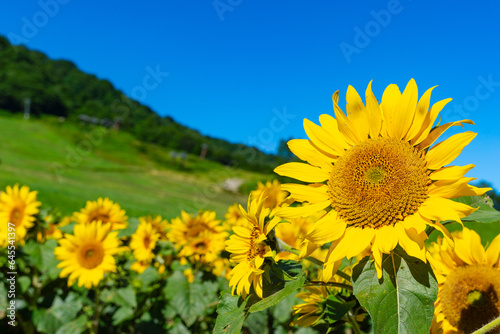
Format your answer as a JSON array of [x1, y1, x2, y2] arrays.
[[1, 1, 500, 189]]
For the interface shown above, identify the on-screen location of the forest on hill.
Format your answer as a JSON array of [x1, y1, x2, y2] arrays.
[[0, 36, 292, 173]]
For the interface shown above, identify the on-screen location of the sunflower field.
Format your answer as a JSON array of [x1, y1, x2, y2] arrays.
[[2, 80, 500, 334]]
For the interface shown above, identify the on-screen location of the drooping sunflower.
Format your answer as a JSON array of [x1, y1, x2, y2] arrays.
[[138, 215, 168, 240], [428, 228, 500, 334], [130, 221, 160, 262], [225, 195, 281, 298], [275, 79, 490, 279], [250, 180, 288, 210], [54, 221, 121, 288], [75, 197, 128, 230], [0, 184, 41, 247]]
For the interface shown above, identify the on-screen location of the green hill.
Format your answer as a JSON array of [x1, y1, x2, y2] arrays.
[[0, 35, 291, 173], [0, 112, 271, 218]]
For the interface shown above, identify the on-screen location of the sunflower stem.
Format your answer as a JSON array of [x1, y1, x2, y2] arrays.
[[346, 310, 363, 334], [91, 285, 101, 334], [472, 315, 500, 334], [305, 281, 353, 291]]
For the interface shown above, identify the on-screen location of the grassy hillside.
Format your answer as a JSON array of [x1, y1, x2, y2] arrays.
[[0, 112, 272, 219]]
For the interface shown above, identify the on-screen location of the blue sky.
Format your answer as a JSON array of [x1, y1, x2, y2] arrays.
[[1, 1, 500, 189]]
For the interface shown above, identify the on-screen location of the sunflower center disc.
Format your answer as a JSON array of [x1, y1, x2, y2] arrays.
[[10, 208, 23, 227], [328, 138, 430, 228], [441, 264, 500, 333], [79, 243, 105, 269]]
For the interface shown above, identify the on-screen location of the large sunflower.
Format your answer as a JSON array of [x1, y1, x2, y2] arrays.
[[428, 228, 500, 334], [75, 197, 128, 230], [54, 221, 121, 288], [0, 184, 41, 247], [275, 79, 490, 279], [130, 220, 160, 262], [225, 195, 281, 298]]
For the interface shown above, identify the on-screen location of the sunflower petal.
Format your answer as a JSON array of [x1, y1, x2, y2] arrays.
[[274, 162, 330, 183], [425, 132, 477, 170]]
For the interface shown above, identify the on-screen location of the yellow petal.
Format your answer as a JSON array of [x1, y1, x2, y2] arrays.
[[373, 225, 398, 254], [304, 118, 343, 156], [407, 85, 437, 141], [329, 227, 375, 262], [288, 139, 335, 170], [428, 177, 490, 199], [274, 162, 330, 183], [318, 114, 350, 150], [396, 224, 426, 262], [425, 132, 477, 170], [365, 80, 382, 138], [396, 78, 418, 140], [332, 91, 359, 145], [275, 200, 330, 219], [346, 85, 370, 141], [418, 196, 475, 224], [486, 233, 500, 267], [380, 83, 401, 138], [430, 164, 475, 181], [419, 119, 475, 150], [304, 211, 347, 245], [412, 98, 452, 145], [281, 184, 330, 203]]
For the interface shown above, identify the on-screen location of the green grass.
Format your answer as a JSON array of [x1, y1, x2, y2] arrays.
[[0, 113, 272, 219]]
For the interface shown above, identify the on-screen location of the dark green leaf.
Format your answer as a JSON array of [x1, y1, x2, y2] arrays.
[[138, 266, 160, 289], [248, 276, 305, 313], [112, 306, 134, 325], [276, 260, 303, 279], [456, 195, 500, 223], [33, 293, 83, 333], [22, 239, 60, 279], [244, 311, 268, 334], [18, 276, 31, 294], [213, 291, 247, 334], [325, 296, 356, 322], [163, 271, 218, 327], [55, 315, 87, 334], [352, 248, 438, 334], [101, 285, 136, 308], [0, 282, 7, 319]]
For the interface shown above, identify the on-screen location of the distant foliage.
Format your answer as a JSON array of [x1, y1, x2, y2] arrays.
[[0, 35, 292, 173]]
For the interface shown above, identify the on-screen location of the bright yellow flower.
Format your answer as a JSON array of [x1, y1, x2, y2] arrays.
[[224, 203, 248, 228], [275, 79, 490, 279], [54, 221, 121, 288], [178, 230, 226, 264], [0, 184, 41, 247], [250, 180, 288, 210], [130, 221, 160, 262], [183, 268, 194, 283], [37, 222, 64, 242], [168, 210, 225, 247], [428, 228, 500, 334], [75, 197, 128, 230], [130, 260, 150, 274], [139, 215, 168, 240], [225, 195, 281, 298]]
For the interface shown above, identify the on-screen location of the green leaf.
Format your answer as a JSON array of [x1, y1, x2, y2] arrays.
[[22, 239, 60, 279], [244, 311, 268, 334], [138, 266, 160, 289], [117, 217, 140, 238], [352, 247, 438, 334], [55, 315, 87, 334], [163, 271, 218, 327], [18, 276, 31, 294], [271, 293, 300, 323], [455, 195, 500, 223], [248, 275, 305, 313], [0, 282, 7, 319], [33, 293, 83, 333], [101, 285, 136, 308], [112, 306, 134, 325], [325, 296, 356, 322], [213, 291, 247, 334], [276, 260, 303, 279]]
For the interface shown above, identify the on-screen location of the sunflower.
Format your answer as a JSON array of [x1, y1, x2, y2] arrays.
[[54, 221, 121, 288], [75, 197, 128, 230], [0, 184, 41, 247], [250, 180, 288, 210], [139, 215, 168, 240], [225, 195, 281, 298], [428, 227, 500, 334], [167, 210, 226, 249], [130, 221, 160, 262], [274, 79, 490, 279], [178, 230, 226, 265], [130, 260, 150, 274], [224, 203, 248, 228]]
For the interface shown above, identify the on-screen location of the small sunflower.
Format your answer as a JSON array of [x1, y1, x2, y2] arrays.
[[0, 184, 41, 247], [54, 221, 121, 288], [75, 197, 128, 230], [225, 195, 281, 298], [139, 215, 168, 240], [130, 221, 160, 262], [224, 203, 248, 228], [178, 230, 226, 265], [167, 210, 226, 249], [428, 227, 500, 334], [130, 260, 150, 274], [275, 79, 490, 279], [250, 180, 288, 210]]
